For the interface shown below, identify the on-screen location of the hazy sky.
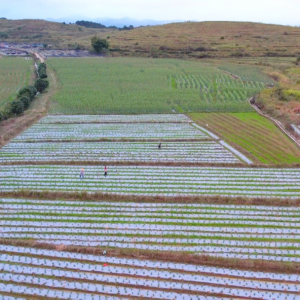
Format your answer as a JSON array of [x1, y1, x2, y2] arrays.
[[0, 0, 299, 26]]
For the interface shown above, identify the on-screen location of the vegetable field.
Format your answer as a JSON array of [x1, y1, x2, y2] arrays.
[[2, 165, 300, 197], [47, 58, 271, 114], [0, 57, 33, 108], [190, 112, 300, 164], [0, 114, 248, 164], [1, 110, 299, 298], [1, 243, 299, 299], [2, 199, 300, 262]]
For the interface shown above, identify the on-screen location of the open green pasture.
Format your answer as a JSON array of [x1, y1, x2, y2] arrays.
[[47, 57, 269, 114], [0, 57, 33, 108]]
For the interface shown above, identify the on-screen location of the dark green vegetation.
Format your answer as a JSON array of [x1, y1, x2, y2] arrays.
[[90, 36, 109, 53], [75, 20, 108, 29]]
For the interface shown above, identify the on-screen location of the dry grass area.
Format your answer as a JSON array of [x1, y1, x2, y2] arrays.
[[109, 21, 300, 59], [0, 19, 108, 49], [189, 112, 300, 164], [1, 19, 300, 58], [254, 60, 300, 126]]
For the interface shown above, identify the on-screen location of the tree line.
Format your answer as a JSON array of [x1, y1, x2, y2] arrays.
[[75, 20, 134, 31], [0, 61, 49, 122]]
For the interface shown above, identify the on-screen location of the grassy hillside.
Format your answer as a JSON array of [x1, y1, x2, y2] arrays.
[[1, 19, 300, 58], [0, 19, 109, 49], [0, 57, 33, 108], [47, 57, 271, 114]]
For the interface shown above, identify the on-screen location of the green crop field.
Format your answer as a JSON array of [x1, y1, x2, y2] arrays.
[[47, 57, 271, 114], [190, 112, 300, 164], [0, 57, 33, 108]]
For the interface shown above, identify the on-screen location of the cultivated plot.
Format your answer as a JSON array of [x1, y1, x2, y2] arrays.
[[38, 114, 191, 124], [0, 245, 298, 299], [47, 58, 269, 114], [190, 112, 300, 164], [11, 123, 208, 141], [0, 141, 241, 164], [1, 114, 249, 164], [1, 199, 300, 263], [1, 166, 299, 197]]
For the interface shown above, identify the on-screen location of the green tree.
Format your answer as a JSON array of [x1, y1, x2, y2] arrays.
[[19, 96, 31, 109], [35, 79, 49, 92], [91, 36, 109, 53], [18, 86, 36, 100], [10, 100, 24, 115]]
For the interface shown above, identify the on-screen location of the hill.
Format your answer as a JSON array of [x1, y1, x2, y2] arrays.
[[1, 19, 300, 58]]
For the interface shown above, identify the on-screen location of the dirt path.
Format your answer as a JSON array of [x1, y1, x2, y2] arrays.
[[33, 52, 45, 63]]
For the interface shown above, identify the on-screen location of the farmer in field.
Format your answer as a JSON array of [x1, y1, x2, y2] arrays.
[[80, 168, 85, 179], [158, 142, 161, 149], [104, 166, 108, 176]]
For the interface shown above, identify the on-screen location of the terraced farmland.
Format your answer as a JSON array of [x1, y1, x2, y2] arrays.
[[1, 112, 300, 298], [0, 114, 249, 164], [1, 165, 300, 197], [1, 244, 299, 300], [1, 199, 300, 262], [11, 122, 209, 141], [0, 141, 242, 164]]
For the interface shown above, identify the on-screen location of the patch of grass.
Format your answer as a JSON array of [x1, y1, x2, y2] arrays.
[[0, 57, 33, 108], [189, 112, 300, 164]]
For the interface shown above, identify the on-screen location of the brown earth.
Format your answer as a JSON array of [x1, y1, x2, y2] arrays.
[[1, 19, 300, 58]]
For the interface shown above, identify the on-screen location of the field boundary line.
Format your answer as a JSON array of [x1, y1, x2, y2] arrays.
[[1, 191, 300, 206], [191, 121, 252, 164], [219, 140, 253, 165], [191, 123, 219, 140], [0, 161, 267, 167], [0, 239, 299, 274]]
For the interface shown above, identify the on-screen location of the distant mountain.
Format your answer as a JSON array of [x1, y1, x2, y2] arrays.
[[46, 17, 184, 28]]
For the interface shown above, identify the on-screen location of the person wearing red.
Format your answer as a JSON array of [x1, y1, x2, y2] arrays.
[[104, 166, 108, 176]]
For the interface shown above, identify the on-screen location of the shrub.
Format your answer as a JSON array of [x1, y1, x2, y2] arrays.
[[18, 86, 36, 100], [0, 32, 8, 39], [10, 100, 25, 115], [19, 96, 31, 109], [38, 63, 47, 79], [35, 78, 49, 92], [91, 36, 109, 53]]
